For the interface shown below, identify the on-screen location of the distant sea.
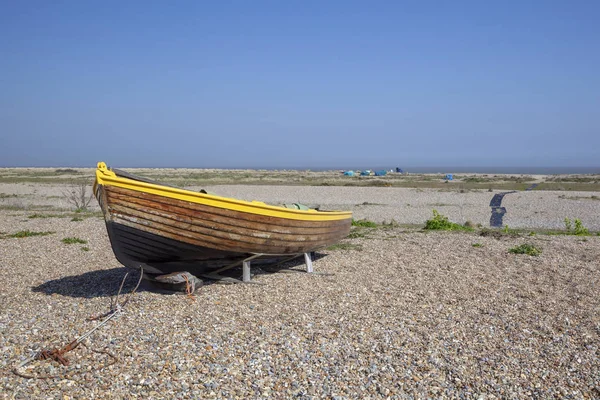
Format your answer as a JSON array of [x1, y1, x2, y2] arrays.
[[4, 165, 599, 174]]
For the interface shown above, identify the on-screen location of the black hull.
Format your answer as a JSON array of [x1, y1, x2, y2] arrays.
[[105, 221, 253, 276]]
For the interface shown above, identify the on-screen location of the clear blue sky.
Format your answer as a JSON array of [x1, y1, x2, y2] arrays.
[[1, 1, 599, 169]]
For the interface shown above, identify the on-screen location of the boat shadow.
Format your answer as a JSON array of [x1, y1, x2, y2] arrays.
[[31, 253, 328, 298], [32, 267, 148, 298]]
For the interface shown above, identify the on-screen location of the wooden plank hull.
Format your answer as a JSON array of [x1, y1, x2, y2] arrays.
[[104, 220, 253, 275], [94, 164, 352, 276]]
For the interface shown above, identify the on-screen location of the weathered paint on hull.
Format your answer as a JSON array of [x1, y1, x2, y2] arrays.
[[105, 220, 252, 275], [95, 170, 352, 276]]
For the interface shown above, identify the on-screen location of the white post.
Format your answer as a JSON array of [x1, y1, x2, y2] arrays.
[[243, 260, 251, 282], [304, 252, 313, 273]]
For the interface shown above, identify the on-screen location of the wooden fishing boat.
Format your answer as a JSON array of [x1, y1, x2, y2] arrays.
[[94, 162, 352, 281]]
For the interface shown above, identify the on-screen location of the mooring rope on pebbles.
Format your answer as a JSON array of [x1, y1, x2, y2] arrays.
[[12, 267, 143, 380]]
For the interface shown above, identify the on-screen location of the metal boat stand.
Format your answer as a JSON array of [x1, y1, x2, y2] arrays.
[[258, 252, 334, 277], [201, 252, 323, 284]]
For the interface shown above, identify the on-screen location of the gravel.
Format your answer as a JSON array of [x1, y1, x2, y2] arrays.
[[1, 183, 600, 398]]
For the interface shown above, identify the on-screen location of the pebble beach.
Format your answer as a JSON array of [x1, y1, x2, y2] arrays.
[[1, 181, 600, 398]]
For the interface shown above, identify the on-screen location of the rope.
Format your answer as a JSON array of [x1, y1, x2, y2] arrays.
[[11, 343, 118, 380], [12, 267, 143, 380], [182, 273, 196, 301]]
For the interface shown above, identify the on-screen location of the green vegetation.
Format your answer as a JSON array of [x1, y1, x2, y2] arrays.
[[25, 211, 99, 221], [424, 210, 473, 231], [351, 219, 378, 228], [509, 243, 542, 256], [549, 176, 598, 183], [5, 230, 55, 239], [28, 213, 62, 219], [472, 243, 483, 248], [74, 210, 103, 219], [0, 204, 54, 211], [326, 243, 363, 251], [347, 218, 406, 238], [347, 230, 369, 239], [61, 237, 88, 244], [81, 246, 90, 251], [564, 218, 590, 236], [1, 167, 599, 190], [346, 218, 381, 239], [346, 219, 417, 240], [502, 225, 521, 235], [559, 194, 600, 201], [477, 225, 526, 237]]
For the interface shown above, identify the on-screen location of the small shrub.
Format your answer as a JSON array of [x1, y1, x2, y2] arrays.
[[509, 243, 541, 256], [501, 225, 520, 235], [62, 237, 88, 244], [564, 218, 590, 236], [424, 210, 472, 231], [81, 246, 90, 251], [71, 216, 83, 222], [7, 230, 54, 238], [352, 219, 378, 228], [573, 219, 589, 236], [472, 243, 483, 247], [62, 181, 94, 212]]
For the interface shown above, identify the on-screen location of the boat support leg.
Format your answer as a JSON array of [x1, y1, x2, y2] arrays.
[[202, 254, 265, 284], [242, 252, 314, 282], [242, 259, 251, 282], [242, 253, 313, 283], [304, 252, 313, 273], [203, 252, 321, 283], [254, 252, 333, 278]]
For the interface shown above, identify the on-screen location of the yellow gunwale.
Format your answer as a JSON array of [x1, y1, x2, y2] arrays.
[[95, 162, 352, 221]]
